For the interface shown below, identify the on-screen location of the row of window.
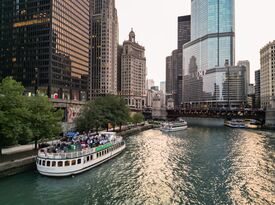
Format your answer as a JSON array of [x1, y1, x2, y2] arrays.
[[37, 142, 124, 167], [37, 158, 82, 167], [96, 142, 124, 158]]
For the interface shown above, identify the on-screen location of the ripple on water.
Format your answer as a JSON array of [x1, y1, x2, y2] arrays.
[[0, 128, 274, 205]]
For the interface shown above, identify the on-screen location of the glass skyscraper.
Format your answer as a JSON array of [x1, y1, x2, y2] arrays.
[[0, 0, 89, 101], [183, 0, 236, 109]]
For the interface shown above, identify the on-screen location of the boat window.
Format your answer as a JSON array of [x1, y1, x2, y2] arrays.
[[87, 156, 90, 162], [71, 160, 76, 165], [42, 160, 45, 166], [90, 155, 93, 160], [97, 153, 99, 158], [77, 159, 81, 164], [46, 161, 50, 167], [39, 160, 41, 165], [58, 161, 63, 167], [65, 161, 70, 166], [52, 161, 56, 167]]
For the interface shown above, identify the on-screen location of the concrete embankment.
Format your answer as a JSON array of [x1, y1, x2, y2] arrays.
[[0, 156, 36, 178], [0, 125, 153, 178]]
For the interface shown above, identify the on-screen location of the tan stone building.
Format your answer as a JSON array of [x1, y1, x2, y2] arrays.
[[90, 0, 119, 99], [260, 41, 275, 108], [120, 29, 146, 110]]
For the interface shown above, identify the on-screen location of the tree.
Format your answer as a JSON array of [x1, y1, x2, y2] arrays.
[[26, 96, 63, 149], [131, 112, 145, 125], [76, 95, 131, 132], [0, 77, 64, 154], [0, 77, 27, 155]]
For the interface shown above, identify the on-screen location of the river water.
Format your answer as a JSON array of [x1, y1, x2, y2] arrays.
[[0, 127, 274, 205]]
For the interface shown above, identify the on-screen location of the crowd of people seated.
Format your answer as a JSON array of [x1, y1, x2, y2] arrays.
[[42, 133, 110, 154]]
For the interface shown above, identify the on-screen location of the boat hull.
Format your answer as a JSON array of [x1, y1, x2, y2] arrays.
[[37, 144, 126, 177], [161, 126, 188, 132]]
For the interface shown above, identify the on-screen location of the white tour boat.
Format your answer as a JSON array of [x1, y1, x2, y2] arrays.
[[224, 119, 246, 128], [36, 132, 126, 177], [160, 119, 188, 132]]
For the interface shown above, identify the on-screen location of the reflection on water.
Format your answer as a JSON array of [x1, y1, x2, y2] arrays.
[[227, 130, 275, 204], [0, 127, 274, 205]]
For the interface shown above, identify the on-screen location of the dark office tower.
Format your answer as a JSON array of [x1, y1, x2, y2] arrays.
[[255, 70, 261, 108], [90, 0, 119, 99], [177, 15, 191, 107], [117, 45, 123, 93], [166, 56, 173, 97], [0, 0, 90, 101], [178, 15, 191, 50]]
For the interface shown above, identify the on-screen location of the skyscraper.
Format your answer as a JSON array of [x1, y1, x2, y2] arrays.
[[237, 60, 250, 95], [160, 81, 166, 94], [120, 29, 146, 110], [165, 15, 191, 108], [177, 15, 191, 107], [182, 0, 235, 109], [260, 41, 275, 109], [165, 55, 173, 99], [255, 70, 261, 108], [0, 0, 90, 100], [90, 0, 119, 99], [178, 15, 191, 51]]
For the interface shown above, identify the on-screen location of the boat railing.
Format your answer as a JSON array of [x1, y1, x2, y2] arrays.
[[37, 147, 96, 159], [37, 136, 124, 159]]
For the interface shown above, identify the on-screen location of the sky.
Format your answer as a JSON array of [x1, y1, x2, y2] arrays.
[[116, 0, 275, 86]]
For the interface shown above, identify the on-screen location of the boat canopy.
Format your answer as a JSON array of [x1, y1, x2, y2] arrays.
[[65, 132, 79, 138]]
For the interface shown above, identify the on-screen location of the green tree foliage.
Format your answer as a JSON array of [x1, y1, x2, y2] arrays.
[[76, 95, 130, 132], [0, 77, 27, 154], [26, 96, 63, 149], [0, 77, 63, 154], [131, 112, 145, 125]]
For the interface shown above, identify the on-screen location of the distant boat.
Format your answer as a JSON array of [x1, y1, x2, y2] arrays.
[[36, 132, 125, 177], [160, 119, 188, 132], [225, 119, 246, 128]]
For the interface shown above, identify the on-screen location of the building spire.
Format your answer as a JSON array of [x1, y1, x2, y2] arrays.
[[129, 28, 135, 42]]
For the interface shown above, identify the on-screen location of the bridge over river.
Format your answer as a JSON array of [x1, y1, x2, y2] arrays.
[[167, 109, 266, 122]]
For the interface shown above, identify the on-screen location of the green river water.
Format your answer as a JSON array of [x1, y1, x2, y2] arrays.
[[0, 126, 274, 205]]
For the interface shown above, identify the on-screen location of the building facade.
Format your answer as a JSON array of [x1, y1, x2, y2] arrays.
[[145, 79, 155, 90], [160, 81, 166, 94], [260, 41, 275, 108], [0, 0, 90, 101], [255, 70, 261, 108], [165, 15, 191, 109], [237, 60, 250, 83], [120, 30, 146, 110], [182, 0, 235, 109], [177, 15, 191, 107], [117, 45, 123, 93], [90, 0, 119, 99], [183, 65, 246, 110]]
